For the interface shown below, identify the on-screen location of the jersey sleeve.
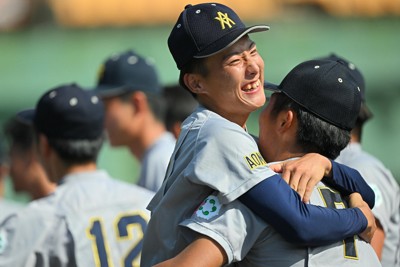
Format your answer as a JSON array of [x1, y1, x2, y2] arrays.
[[185, 118, 276, 204], [239, 174, 368, 246], [180, 193, 268, 264], [325, 160, 375, 208]]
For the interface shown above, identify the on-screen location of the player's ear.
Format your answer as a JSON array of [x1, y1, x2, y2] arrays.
[[183, 73, 203, 94], [277, 110, 295, 133], [37, 134, 52, 158], [130, 91, 148, 113]]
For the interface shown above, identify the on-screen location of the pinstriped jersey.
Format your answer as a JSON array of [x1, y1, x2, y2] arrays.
[[337, 143, 400, 267], [0, 199, 24, 222], [141, 106, 276, 266], [0, 170, 154, 267], [137, 131, 176, 192], [182, 166, 381, 266]]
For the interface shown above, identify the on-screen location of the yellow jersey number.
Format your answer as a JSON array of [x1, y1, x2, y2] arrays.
[[87, 213, 148, 267]]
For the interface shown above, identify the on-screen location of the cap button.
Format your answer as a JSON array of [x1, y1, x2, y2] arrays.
[[184, 4, 192, 9]]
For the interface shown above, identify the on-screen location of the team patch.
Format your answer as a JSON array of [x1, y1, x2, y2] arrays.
[[369, 183, 383, 207], [195, 195, 221, 220], [0, 229, 8, 254], [244, 152, 267, 170]]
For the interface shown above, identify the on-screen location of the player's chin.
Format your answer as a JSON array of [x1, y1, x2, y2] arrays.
[[249, 95, 266, 109]]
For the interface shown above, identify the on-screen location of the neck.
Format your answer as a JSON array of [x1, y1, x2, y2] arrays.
[[30, 178, 57, 200], [49, 160, 97, 184], [265, 140, 305, 163], [128, 119, 167, 160]]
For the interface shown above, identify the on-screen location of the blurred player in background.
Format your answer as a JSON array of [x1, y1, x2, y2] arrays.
[[329, 53, 400, 266], [0, 135, 23, 221], [163, 84, 198, 139], [0, 83, 154, 266], [92, 50, 176, 192], [3, 112, 56, 201]]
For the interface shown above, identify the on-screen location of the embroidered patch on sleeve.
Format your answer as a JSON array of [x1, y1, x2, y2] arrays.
[[195, 195, 221, 220]]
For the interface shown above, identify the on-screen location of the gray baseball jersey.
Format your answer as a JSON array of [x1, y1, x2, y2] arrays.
[[0, 170, 154, 267], [140, 106, 276, 266], [0, 198, 24, 222], [137, 131, 176, 192], [182, 166, 381, 266], [336, 143, 400, 266]]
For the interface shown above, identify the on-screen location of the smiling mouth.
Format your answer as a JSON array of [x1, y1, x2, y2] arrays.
[[242, 80, 260, 92]]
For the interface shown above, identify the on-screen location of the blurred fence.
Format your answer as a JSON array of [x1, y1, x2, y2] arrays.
[[1, 0, 400, 31]]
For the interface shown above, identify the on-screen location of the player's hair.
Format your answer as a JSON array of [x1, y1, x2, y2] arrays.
[[352, 103, 370, 142], [3, 115, 36, 153], [179, 57, 209, 97], [47, 134, 105, 166], [270, 93, 351, 159], [118, 90, 167, 123], [163, 84, 198, 132]]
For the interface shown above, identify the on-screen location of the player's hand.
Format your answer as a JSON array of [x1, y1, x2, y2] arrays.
[[269, 153, 332, 203], [347, 193, 376, 243]]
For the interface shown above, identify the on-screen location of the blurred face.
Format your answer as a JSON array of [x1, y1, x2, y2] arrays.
[[9, 146, 36, 192], [102, 96, 136, 147], [195, 36, 265, 126]]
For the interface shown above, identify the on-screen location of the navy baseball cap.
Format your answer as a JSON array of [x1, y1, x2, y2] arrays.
[[168, 3, 270, 70], [317, 53, 373, 121], [265, 59, 362, 131], [19, 83, 105, 140], [93, 50, 162, 98]]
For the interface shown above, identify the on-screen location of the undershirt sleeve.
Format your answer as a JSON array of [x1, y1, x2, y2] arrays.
[[324, 160, 375, 208], [239, 174, 367, 246]]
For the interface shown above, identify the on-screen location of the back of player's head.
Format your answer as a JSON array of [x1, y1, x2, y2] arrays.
[[265, 59, 362, 131], [19, 83, 105, 164], [269, 93, 351, 159], [163, 84, 198, 131], [265, 59, 363, 158], [3, 112, 36, 153], [316, 53, 373, 123]]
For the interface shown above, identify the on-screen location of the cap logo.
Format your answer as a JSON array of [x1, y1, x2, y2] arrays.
[[97, 64, 105, 81], [214, 11, 235, 29]]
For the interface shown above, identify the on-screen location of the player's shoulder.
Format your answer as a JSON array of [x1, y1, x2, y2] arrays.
[[0, 198, 60, 236], [113, 180, 156, 198]]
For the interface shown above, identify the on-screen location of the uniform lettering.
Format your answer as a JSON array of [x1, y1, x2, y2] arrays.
[[245, 152, 267, 170]]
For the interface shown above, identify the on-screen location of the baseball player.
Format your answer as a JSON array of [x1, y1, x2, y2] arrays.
[[163, 83, 198, 139], [331, 54, 400, 266], [168, 59, 382, 266], [3, 112, 56, 200], [92, 50, 176, 192], [0, 84, 155, 266], [0, 136, 24, 222], [140, 3, 376, 266]]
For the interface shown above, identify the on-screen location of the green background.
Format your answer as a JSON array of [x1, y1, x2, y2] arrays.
[[1, 10, 399, 201]]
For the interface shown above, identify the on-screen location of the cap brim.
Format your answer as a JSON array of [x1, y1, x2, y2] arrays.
[[194, 25, 270, 59], [92, 84, 131, 99], [362, 103, 374, 121], [16, 109, 35, 125], [264, 81, 281, 92]]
